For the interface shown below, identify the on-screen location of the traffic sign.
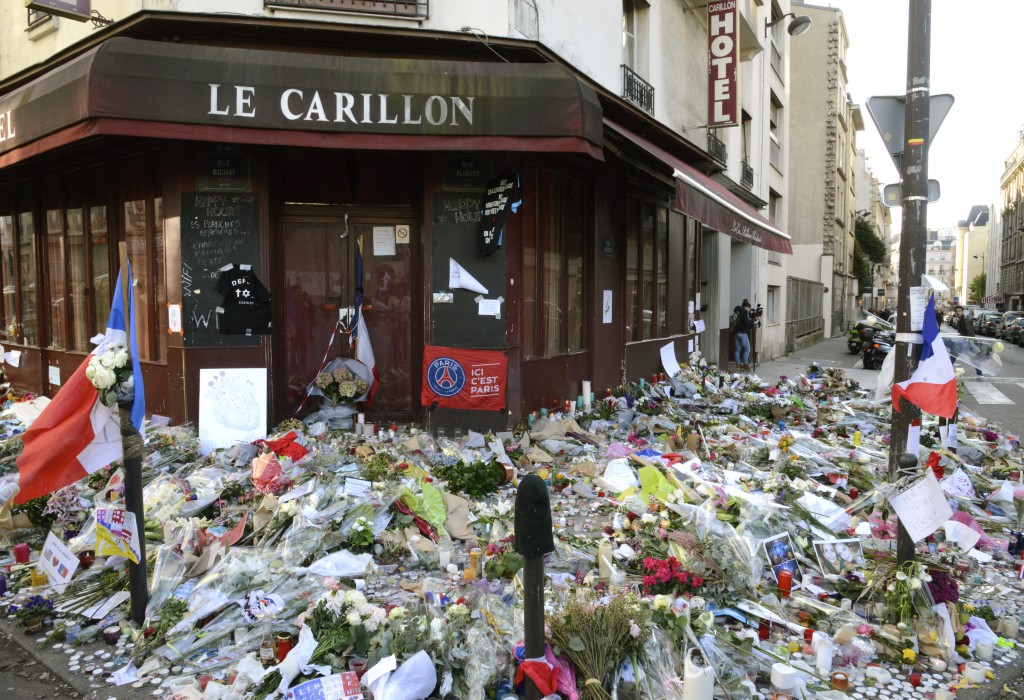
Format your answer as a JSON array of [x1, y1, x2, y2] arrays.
[[883, 180, 941, 207], [866, 94, 955, 172]]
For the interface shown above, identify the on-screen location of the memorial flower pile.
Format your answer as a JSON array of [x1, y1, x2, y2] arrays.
[[2, 352, 1024, 699]]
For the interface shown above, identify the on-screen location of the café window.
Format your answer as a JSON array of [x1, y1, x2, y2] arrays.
[[124, 198, 167, 362], [625, 197, 669, 342], [0, 215, 16, 341], [523, 165, 588, 359], [18, 211, 38, 346], [121, 156, 167, 363]]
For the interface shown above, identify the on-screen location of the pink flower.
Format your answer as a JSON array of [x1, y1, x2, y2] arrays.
[[630, 621, 641, 638]]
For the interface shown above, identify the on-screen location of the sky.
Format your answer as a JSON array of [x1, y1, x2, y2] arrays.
[[822, 0, 1023, 233]]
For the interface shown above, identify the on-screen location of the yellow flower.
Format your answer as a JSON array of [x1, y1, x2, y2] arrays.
[[903, 648, 917, 663]]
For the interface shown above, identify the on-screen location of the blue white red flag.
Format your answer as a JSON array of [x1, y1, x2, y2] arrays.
[[892, 293, 957, 419], [15, 265, 145, 504]]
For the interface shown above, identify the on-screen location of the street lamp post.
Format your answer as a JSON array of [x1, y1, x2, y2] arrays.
[[973, 254, 986, 304]]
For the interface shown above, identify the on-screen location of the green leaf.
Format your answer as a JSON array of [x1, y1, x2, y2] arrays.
[[568, 636, 585, 652]]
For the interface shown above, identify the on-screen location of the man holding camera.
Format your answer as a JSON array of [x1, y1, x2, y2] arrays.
[[732, 299, 761, 371]]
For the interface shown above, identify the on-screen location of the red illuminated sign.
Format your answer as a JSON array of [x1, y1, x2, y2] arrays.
[[707, 1, 739, 128]]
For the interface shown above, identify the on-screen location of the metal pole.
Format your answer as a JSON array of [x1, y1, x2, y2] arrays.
[[118, 242, 148, 625], [889, 0, 931, 566]]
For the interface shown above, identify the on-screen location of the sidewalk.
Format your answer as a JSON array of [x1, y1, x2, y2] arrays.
[[752, 335, 880, 391]]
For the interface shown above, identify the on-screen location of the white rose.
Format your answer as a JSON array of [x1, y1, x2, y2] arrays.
[[95, 367, 117, 389], [346, 611, 362, 627], [85, 364, 97, 382], [113, 349, 129, 368], [99, 351, 116, 368]]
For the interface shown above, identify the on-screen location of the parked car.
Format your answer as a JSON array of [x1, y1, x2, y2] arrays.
[[998, 311, 1023, 339], [978, 311, 1002, 336], [1008, 317, 1024, 345]]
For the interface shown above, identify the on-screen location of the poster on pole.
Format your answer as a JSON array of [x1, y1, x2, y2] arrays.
[[909, 286, 928, 331]]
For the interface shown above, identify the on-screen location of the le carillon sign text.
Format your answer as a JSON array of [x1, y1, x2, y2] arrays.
[[0, 38, 602, 158]]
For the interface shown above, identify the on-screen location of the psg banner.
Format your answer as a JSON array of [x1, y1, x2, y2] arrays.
[[421, 345, 508, 411]]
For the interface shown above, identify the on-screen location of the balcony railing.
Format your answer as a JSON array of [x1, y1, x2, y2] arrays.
[[741, 161, 754, 188], [621, 65, 655, 116], [264, 0, 428, 17], [707, 130, 727, 165]]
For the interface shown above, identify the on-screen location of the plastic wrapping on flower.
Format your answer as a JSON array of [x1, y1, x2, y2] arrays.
[[144, 543, 186, 624]]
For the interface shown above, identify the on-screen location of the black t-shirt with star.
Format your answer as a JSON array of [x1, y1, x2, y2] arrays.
[[215, 264, 272, 335]]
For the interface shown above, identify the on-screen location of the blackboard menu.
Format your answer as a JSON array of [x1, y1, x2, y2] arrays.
[[431, 191, 505, 349], [180, 193, 261, 347]]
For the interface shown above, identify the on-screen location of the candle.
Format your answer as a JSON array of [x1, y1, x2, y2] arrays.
[[815, 637, 833, 675], [582, 381, 592, 411], [777, 569, 792, 598], [598, 540, 613, 580], [12, 543, 29, 564], [1003, 617, 1019, 638], [976, 641, 994, 660], [577, 395, 584, 408]]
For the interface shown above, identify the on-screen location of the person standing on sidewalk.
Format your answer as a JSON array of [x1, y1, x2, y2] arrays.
[[953, 305, 974, 336], [732, 299, 754, 370]]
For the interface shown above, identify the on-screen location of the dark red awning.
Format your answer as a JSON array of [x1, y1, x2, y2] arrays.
[[605, 119, 792, 255], [0, 38, 604, 165]]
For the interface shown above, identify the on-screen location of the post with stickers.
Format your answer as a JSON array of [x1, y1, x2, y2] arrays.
[[118, 242, 149, 624], [514, 475, 555, 700]]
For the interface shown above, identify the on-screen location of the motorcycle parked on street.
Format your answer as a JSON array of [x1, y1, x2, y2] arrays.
[[849, 313, 893, 357], [862, 328, 895, 370]]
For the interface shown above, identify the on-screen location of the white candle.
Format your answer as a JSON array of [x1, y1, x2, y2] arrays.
[[815, 637, 833, 675], [582, 381, 592, 411], [1003, 618, 1019, 639], [976, 641, 994, 661], [357, 412, 365, 425]]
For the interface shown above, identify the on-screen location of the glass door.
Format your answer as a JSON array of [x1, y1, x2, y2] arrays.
[[276, 210, 417, 423]]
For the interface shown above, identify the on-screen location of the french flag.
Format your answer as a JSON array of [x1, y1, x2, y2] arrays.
[[351, 237, 379, 405], [14, 266, 145, 504], [892, 293, 957, 419]]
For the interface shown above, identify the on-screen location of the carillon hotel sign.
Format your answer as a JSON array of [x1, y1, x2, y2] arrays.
[[0, 38, 603, 161], [707, 0, 739, 128]]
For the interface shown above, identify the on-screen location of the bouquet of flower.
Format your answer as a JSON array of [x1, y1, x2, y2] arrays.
[[548, 592, 650, 699], [641, 556, 704, 596], [305, 357, 375, 429], [9, 594, 52, 625], [347, 516, 376, 550], [85, 343, 133, 407], [308, 589, 387, 663], [314, 365, 369, 405]]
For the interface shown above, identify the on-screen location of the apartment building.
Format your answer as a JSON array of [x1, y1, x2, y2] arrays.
[[788, 0, 863, 338], [0, 0, 799, 427]]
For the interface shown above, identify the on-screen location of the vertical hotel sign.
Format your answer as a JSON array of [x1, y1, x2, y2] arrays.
[[707, 1, 739, 127]]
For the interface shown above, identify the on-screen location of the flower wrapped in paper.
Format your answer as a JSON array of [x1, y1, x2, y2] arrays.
[[304, 357, 374, 429]]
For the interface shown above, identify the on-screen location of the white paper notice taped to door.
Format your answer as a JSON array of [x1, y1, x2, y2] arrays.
[[449, 258, 488, 295]]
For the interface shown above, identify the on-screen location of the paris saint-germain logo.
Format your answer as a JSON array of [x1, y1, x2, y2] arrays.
[[426, 357, 466, 397]]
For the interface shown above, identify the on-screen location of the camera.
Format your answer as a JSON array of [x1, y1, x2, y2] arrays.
[[751, 304, 764, 318]]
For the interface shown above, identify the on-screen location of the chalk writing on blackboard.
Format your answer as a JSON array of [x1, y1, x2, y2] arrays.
[[180, 193, 260, 347]]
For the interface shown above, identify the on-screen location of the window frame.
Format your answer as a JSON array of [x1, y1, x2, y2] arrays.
[[625, 195, 671, 344], [521, 163, 591, 360]]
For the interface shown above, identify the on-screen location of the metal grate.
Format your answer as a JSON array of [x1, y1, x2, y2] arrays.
[[621, 65, 655, 116], [707, 129, 727, 164], [786, 276, 825, 352], [741, 161, 754, 188], [264, 0, 428, 17]]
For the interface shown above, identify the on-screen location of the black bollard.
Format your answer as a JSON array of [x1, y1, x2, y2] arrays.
[[514, 475, 555, 700]]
